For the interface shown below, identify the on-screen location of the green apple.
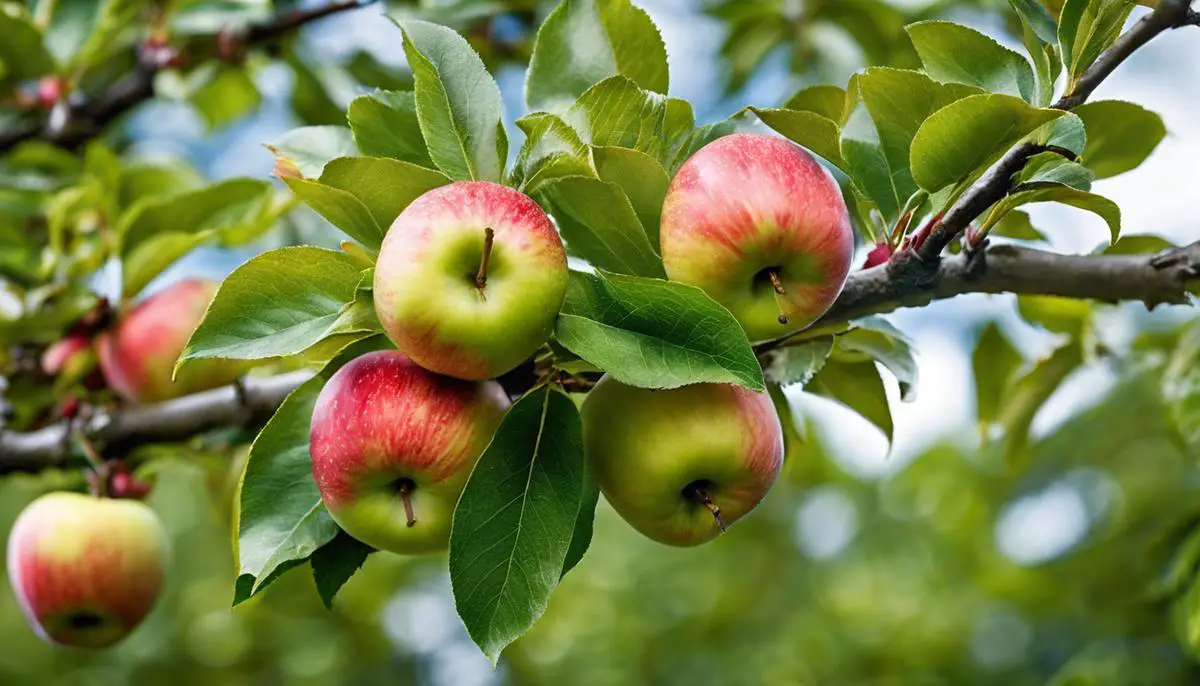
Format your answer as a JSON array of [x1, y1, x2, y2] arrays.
[[373, 180, 568, 380], [309, 350, 509, 554], [660, 133, 855, 342], [6, 492, 169, 648], [582, 376, 785, 546], [95, 279, 244, 403]]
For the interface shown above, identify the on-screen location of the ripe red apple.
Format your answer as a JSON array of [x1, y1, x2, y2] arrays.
[[660, 133, 854, 341], [41, 334, 91, 376], [95, 279, 241, 403], [309, 350, 509, 554], [6, 492, 169, 648], [373, 181, 568, 380], [582, 377, 784, 546]]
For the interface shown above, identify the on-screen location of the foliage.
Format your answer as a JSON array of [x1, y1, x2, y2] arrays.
[[0, 0, 1197, 681]]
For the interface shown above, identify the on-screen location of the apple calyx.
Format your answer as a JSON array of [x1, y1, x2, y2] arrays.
[[396, 479, 418, 528], [765, 269, 789, 325], [686, 482, 728, 533], [474, 226, 495, 293]]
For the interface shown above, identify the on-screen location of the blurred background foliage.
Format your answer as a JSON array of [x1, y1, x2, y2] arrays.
[[1, 0, 1199, 684]]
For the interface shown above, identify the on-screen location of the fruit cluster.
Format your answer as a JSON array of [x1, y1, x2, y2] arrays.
[[6, 131, 853, 650], [310, 132, 853, 553], [8, 280, 240, 648]]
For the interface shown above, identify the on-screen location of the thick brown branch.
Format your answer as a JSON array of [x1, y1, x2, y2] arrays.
[[827, 241, 1198, 329], [0, 371, 311, 474], [0, 0, 377, 153], [916, 0, 1195, 262], [2, 243, 1197, 471]]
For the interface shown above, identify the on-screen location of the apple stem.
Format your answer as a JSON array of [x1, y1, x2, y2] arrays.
[[689, 484, 728, 533], [767, 269, 789, 326], [397, 480, 417, 528], [475, 227, 495, 292]]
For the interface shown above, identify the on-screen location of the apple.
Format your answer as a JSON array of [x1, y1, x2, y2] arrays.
[[309, 349, 509, 554], [95, 279, 242, 403], [659, 132, 855, 342], [6, 492, 169, 648], [41, 334, 90, 376], [373, 181, 568, 380], [582, 376, 784, 546]]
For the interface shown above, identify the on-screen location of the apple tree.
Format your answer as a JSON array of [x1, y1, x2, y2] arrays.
[[1, 0, 1199, 679]]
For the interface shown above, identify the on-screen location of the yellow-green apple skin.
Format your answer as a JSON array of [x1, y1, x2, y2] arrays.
[[660, 133, 855, 342], [309, 350, 509, 554], [582, 377, 785, 546], [373, 181, 568, 380], [95, 279, 243, 403], [6, 492, 169, 648]]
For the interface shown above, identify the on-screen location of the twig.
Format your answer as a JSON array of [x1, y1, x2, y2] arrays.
[[757, 240, 1200, 352], [915, 0, 1195, 262], [0, 371, 311, 473], [0, 0, 378, 153]]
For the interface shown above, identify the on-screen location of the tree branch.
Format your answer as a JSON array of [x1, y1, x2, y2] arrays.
[[757, 240, 1200, 351], [0, 371, 311, 474], [1, 242, 1197, 472], [0, 0, 378, 153], [916, 0, 1195, 262]]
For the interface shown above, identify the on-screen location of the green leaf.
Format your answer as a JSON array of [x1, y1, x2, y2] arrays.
[[855, 68, 982, 204], [233, 559, 305, 606], [238, 379, 336, 594], [1018, 295, 1092, 336], [996, 341, 1083, 461], [591, 147, 670, 247], [983, 183, 1120, 243], [1059, 0, 1135, 86], [972, 322, 1024, 434], [906, 21, 1036, 101], [0, 12, 56, 84], [836, 317, 919, 401], [399, 19, 506, 182], [346, 90, 436, 168], [123, 232, 213, 299], [841, 91, 901, 224], [538, 177, 665, 278], [525, 0, 668, 114], [285, 178, 382, 249], [990, 209, 1046, 241], [1074, 100, 1167, 179], [310, 530, 375, 610], [554, 270, 764, 391], [1010, 0, 1059, 44], [513, 113, 594, 193], [266, 126, 357, 179], [810, 359, 894, 447], [751, 108, 844, 169], [181, 247, 373, 364], [910, 94, 1065, 192], [191, 66, 261, 130], [1164, 323, 1200, 456], [318, 156, 450, 235], [761, 337, 834, 389], [118, 162, 203, 210], [563, 76, 667, 159], [1016, 152, 1094, 190], [120, 178, 272, 254], [1103, 234, 1175, 255], [450, 387, 585, 664], [561, 469, 600, 578], [784, 84, 848, 123], [1020, 19, 1059, 107], [1040, 113, 1087, 156]]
